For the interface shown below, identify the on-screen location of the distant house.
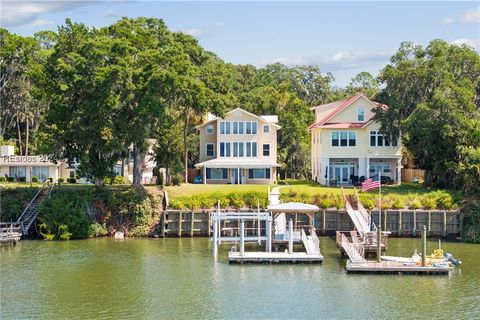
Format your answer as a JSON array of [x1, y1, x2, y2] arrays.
[[309, 94, 402, 186], [195, 108, 281, 184]]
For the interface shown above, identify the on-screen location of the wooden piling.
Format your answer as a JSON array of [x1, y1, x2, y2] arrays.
[[178, 211, 182, 237]]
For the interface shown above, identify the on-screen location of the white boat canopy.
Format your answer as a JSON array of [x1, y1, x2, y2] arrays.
[[268, 202, 319, 213]]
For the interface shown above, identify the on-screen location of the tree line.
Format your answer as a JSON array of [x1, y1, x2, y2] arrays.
[[1, 18, 479, 198]]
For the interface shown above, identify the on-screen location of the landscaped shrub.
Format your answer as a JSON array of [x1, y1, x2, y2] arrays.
[[0, 177, 5, 182], [433, 191, 455, 210], [390, 195, 406, 209], [360, 197, 375, 210], [32, 176, 39, 182], [228, 193, 245, 208], [172, 175, 181, 186], [7, 177, 14, 182], [421, 195, 437, 209], [409, 198, 422, 210], [18, 177, 26, 182], [67, 178, 76, 183], [58, 178, 64, 184], [104, 175, 129, 185]]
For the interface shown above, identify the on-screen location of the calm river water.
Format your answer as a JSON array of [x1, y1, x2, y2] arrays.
[[1, 237, 479, 319]]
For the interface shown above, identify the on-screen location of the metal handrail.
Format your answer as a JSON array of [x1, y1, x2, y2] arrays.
[[15, 182, 47, 223]]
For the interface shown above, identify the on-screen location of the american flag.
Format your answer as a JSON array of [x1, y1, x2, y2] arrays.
[[362, 174, 380, 192]]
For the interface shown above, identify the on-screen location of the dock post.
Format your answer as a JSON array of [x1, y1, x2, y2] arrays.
[[240, 220, 245, 256], [266, 218, 272, 253], [190, 212, 195, 237], [443, 211, 447, 238], [212, 216, 218, 260], [422, 225, 427, 267], [178, 211, 182, 237], [376, 223, 382, 262], [288, 219, 293, 254]]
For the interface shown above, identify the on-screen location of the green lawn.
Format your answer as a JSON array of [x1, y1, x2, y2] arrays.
[[164, 183, 273, 199], [280, 179, 461, 198]]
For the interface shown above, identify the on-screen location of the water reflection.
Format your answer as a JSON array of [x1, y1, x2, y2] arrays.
[[1, 238, 479, 319]]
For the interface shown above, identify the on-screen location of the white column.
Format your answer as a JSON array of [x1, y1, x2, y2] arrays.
[[366, 157, 370, 179], [320, 157, 329, 186], [266, 218, 272, 253], [397, 158, 402, 185], [288, 219, 293, 254], [203, 166, 207, 184], [240, 220, 245, 256], [358, 157, 366, 178], [212, 217, 218, 260]]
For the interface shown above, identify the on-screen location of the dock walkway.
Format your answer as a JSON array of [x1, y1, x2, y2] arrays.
[[346, 260, 450, 275], [229, 251, 324, 264]]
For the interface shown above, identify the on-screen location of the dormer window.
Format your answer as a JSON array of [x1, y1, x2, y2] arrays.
[[206, 124, 214, 134], [357, 108, 365, 122]]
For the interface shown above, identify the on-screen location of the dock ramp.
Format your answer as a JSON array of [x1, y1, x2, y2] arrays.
[[342, 189, 370, 234], [336, 232, 365, 262], [301, 228, 321, 255]]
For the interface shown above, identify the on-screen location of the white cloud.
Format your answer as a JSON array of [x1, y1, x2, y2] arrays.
[[30, 19, 54, 27], [1, 1, 93, 27], [452, 38, 480, 51], [258, 48, 395, 72], [215, 22, 225, 28], [183, 28, 204, 37], [442, 6, 480, 24], [105, 10, 117, 17]]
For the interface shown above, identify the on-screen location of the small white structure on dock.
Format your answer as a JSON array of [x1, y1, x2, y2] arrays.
[[211, 201, 323, 263]]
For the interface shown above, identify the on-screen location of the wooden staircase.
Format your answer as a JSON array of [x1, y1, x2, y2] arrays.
[[0, 182, 54, 238]]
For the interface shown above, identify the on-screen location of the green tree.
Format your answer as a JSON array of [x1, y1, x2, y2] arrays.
[[42, 20, 127, 186], [346, 71, 380, 99], [377, 40, 480, 187]]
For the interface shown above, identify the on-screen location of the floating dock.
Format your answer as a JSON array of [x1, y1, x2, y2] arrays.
[[229, 251, 323, 264], [346, 260, 449, 275]]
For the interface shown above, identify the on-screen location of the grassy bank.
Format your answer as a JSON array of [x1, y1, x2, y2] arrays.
[[163, 180, 461, 211]]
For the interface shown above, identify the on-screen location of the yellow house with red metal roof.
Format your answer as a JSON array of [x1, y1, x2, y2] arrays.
[[309, 94, 402, 186]]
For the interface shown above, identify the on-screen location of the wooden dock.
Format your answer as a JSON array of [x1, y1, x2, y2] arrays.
[[346, 260, 450, 275], [229, 251, 324, 264]]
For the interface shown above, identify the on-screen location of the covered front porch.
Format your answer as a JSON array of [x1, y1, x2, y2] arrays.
[[318, 157, 402, 186], [194, 158, 280, 185]]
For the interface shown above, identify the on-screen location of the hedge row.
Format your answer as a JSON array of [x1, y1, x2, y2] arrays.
[[169, 191, 269, 210], [281, 189, 457, 210]]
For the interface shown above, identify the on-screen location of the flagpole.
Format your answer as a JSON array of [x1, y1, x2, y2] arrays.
[[377, 169, 382, 262]]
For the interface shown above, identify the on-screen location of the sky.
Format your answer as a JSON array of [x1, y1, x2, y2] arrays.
[[2, 1, 479, 86]]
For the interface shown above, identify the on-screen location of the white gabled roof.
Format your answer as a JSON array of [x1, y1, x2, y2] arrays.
[[268, 202, 319, 212], [196, 108, 281, 129], [195, 158, 281, 168]]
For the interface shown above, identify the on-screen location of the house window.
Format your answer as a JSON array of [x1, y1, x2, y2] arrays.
[[206, 143, 214, 157], [225, 142, 231, 157], [370, 163, 390, 174], [206, 168, 228, 180], [252, 122, 257, 134], [246, 142, 251, 157], [220, 142, 225, 157], [263, 144, 270, 156], [233, 122, 238, 134], [263, 125, 269, 133], [220, 122, 225, 134], [32, 166, 49, 181], [370, 131, 398, 147], [332, 132, 339, 146], [340, 132, 348, 146], [206, 124, 214, 134], [225, 122, 231, 134], [9, 166, 26, 178], [332, 131, 356, 147], [349, 132, 356, 146], [357, 108, 365, 122], [238, 142, 244, 157], [248, 168, 271, 179], [238, 122, 244, 134], [69, 170, 75, 178], [233, 142, 239, 157], [252, 142, 257, 157], [246, 121, 257, 134]]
